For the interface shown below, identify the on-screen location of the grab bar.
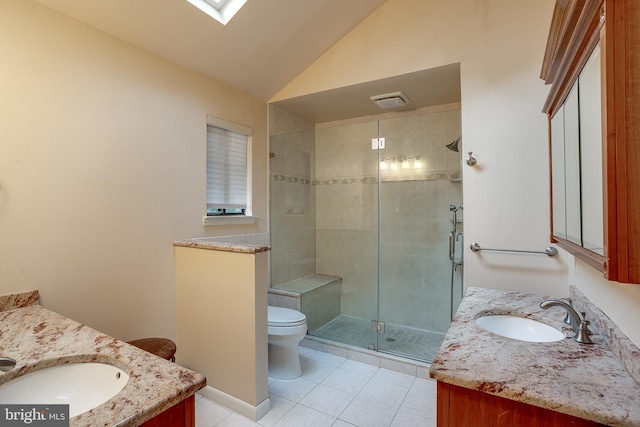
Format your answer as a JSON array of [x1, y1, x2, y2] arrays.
[[448, 232, 454, 260], [469, 242, 558, 257]]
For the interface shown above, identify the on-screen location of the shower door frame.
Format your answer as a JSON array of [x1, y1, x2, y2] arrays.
[[372, 113, 463, 362], [268, 105, 462, 363]]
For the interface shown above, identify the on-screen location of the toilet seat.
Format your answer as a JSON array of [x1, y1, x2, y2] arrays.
[[268, 306, 306, 327]]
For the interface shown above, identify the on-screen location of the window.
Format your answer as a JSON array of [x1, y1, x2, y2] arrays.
[[185, 0, 248, 25], [204, 116, 254, 226]]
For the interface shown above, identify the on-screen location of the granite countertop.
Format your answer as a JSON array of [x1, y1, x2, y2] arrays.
[[0, 291, 206, 427], [174, 234, 270, 254], [429, 287, 640, 427]]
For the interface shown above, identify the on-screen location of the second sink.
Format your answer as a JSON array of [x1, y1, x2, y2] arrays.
[[476, 314, 565, 343], [0, 362, 129, 418]]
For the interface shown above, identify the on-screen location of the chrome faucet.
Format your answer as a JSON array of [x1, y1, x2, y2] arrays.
[[0, 357, 16, 372], [539, 299, 593, 344]]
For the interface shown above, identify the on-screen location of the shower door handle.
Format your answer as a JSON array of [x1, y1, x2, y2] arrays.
[[448, 232, 454, 260]]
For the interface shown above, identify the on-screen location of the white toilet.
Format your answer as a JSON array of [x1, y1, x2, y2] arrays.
[[267, 306, 307, 379]]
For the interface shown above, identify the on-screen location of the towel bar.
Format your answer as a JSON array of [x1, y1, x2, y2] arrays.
[[470, 242, 558, 257]]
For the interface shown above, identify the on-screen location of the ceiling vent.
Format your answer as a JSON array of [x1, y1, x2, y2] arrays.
[[370, 92, 410, 109]]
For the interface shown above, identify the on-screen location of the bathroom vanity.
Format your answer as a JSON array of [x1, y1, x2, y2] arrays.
[[0, 290, 205, 427], [429, 287, 640, 427]]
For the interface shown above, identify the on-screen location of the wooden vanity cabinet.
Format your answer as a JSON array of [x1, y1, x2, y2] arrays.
[[541, 0, 640, 283], [141, 395, 195, 427], [436, 382, 604, 427]]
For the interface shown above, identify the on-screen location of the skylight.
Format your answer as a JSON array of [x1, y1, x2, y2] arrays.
[[186, 0, 248, 25]]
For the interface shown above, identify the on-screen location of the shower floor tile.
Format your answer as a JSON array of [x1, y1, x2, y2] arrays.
[[311, 315, 445, 362]]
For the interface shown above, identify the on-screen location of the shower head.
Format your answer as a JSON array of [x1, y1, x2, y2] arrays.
[[446, 137, 461, 152], [449, 205, 458, 212]]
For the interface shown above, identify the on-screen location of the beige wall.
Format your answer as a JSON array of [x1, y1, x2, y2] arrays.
[[0, 0, 268, 341], [271, 0, 640, 345], [174, 246, 268, 409]]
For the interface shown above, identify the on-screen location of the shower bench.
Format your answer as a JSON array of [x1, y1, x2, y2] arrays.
[[268, 274, 342, 333]]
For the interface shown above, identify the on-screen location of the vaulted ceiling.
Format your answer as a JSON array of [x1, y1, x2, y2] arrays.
[[34, 0, 461, 123], [34, 0, 388, 101]]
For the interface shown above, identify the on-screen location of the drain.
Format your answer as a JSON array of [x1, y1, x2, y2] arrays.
[[386, 337, 396, 342]]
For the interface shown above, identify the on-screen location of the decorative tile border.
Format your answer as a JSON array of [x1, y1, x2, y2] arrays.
[[271, 171, 461, 185], [313, 176, 378, 185], [377, 171, 461, 183], [272, 174, 311, 184]]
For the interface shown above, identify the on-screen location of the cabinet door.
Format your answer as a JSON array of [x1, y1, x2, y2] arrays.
[[563, 84, 581, 246], [578, 45, 604, 255], [551, 109, 567, 241], [550, 45, 603, 255], [437, 382, 605, 427]]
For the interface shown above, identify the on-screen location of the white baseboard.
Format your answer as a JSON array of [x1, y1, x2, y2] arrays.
[[197, 385, 271, 421]]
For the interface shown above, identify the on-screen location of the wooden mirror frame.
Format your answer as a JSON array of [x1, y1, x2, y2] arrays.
[[541, 0, 640, 284]]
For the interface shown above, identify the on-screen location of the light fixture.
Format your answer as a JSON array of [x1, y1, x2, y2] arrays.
[[370, 92, 410, 109], [379, 156, 423, 171]]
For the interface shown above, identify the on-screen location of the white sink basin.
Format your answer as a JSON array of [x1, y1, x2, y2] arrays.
[[476, 314, 565, 343], [0, 362, 129, 418]]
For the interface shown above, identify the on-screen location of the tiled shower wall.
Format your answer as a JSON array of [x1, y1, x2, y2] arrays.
[[269, 103, 462, 334], [269, 105, 317, 286]]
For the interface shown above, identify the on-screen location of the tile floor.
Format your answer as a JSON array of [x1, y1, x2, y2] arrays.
[[195, 346, 437, 427]]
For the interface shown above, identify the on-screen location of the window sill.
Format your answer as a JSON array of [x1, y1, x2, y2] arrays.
[[202, 215, 258, 227]]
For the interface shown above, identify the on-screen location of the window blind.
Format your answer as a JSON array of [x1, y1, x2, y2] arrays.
[[206, 125, 248, 210]]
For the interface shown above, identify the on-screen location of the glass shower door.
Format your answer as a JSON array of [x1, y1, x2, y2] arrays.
[[375, 113, 462, 362], [312, 120, 380, 350], [274, 106, 462, 362]]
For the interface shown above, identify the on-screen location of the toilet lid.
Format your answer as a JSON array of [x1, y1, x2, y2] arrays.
[[268, 306, 306, 327]]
